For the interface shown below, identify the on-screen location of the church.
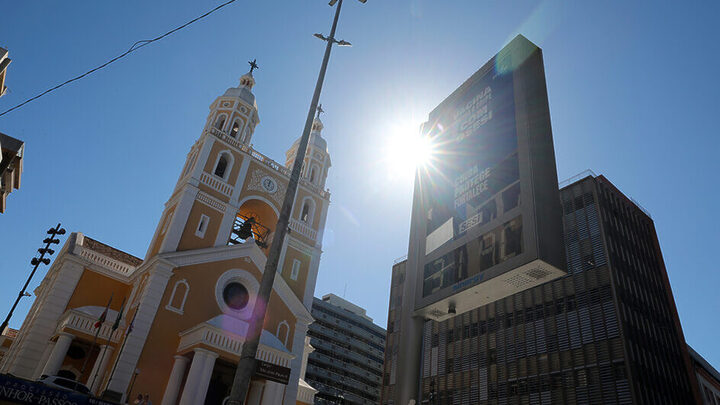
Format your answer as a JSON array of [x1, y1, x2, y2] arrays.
[[0, 66, 331, 405]]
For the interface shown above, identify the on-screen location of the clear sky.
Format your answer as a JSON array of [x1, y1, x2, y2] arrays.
[[2, 0, 719, 367]]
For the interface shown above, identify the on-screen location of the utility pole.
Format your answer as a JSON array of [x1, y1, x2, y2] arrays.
[[0, 223, 65, 334], [227, 0, 364, 402]]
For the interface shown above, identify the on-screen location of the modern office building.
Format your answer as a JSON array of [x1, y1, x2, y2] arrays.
[[0, 132, 24, 213], [688, 345, 720, 405], [381, 172, 702, 404], [306, 294, 386, 404]]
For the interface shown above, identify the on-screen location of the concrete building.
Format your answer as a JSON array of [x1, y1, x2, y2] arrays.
[[689, 346, 720, 405], [0, 67, 331, 405], [0, 132, 24, 213], [0, 47, 9, 98], [0, 327, 18, 365], [306, 294, 386, 404], [382, 172, 701, 404]]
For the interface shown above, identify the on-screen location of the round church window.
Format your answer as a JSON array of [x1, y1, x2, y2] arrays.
[[222, 282, 250, 310]]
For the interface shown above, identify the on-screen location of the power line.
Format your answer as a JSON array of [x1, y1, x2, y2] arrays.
[[0, 0, 237, 118]]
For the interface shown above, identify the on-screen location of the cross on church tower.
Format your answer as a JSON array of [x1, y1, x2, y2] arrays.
[[316, 103, 324, 119], [248, 59, 259, 74]]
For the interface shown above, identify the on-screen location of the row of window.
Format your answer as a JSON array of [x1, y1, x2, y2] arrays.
[[308, 324, 384, 364], [312, 301, 387, 340], [213, 113, 328, 188], [595, 180, 695, 404], [308, 350, 382, 388], [306, 362, 380, 403]]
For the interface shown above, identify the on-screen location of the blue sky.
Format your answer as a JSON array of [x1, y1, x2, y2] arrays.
[[2, 0, 719, 367]]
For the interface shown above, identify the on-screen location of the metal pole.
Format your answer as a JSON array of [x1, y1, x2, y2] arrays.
[[80, 320, 103, 375], [104, 310, 136, 394], [226, 1, 344, 403], [0, 223, 63, 334], [89, 344, 109, 390], [126, 370, 140, 401], [81, 294, 112, 375]]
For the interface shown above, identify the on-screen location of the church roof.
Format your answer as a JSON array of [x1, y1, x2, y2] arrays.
[[222, 70, 257, 108], [289, 118, 327, 152], [82, 236, 143, 266], [222, 85, 256, 107]]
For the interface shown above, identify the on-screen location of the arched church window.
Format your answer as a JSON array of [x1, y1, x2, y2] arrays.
[[215, 155, 228, 178], [276, 321, 290, 348], [301, 202, 310, 223], [300, 197, 315, 224], [230, 121, 240, 138], [214, 115, 226, 131], [165, 279, 190, 314], [310, 166, 317, 184]]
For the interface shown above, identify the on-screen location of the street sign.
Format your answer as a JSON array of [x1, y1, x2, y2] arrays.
[[255, 360, 291, 385]]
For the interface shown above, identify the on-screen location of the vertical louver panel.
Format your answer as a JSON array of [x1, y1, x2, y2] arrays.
[[479, 367, 488, 401], [567, 311, 581, 348], [579, 306, 593, 344], [591, 302, 607, 341], [535, 319, 546, 353], [599, 363, 618, 405]]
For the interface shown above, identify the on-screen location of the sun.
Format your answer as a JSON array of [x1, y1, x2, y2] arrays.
[[383, 121, 435, 179]]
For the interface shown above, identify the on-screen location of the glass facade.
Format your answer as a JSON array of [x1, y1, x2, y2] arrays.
[[381, 175, 698, 404]]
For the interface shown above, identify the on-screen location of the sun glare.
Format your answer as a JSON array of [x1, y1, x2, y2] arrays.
[[383, 121, 435, 179]]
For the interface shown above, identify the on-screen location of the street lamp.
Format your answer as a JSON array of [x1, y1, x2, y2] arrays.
[[226, 1, 365, 403], [0, 223, 65, 334]]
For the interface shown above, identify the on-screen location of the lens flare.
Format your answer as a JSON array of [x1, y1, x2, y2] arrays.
[[383, 121, 436, 180]]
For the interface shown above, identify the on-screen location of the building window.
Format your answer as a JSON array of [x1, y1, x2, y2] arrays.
[[310, 164, 320, 184], [290, 259, 301, 281], [276, 320, 290, 347], [195, 214, 210, 238], [214, 115, 226, 131], [230, 121, 241, 138], [223, 282, 250, 310], [214, 155, 228, 178], [165, 279, 189, 314], [300, 197, 316, 224], [215, 269, 259, 320], [212, 151, 234, 181]]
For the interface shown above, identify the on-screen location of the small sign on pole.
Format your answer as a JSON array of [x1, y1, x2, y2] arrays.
[[254, 360, 291, 385]]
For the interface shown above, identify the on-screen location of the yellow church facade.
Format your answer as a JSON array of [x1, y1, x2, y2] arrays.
[[0, 69, 329, 405]]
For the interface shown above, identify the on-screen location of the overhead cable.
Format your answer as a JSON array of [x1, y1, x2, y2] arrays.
[[0, 0, 237, 118]]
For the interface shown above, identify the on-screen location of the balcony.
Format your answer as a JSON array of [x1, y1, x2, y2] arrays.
[[308, 335, 383, 374], [311, 351, 382, 385], [314, 311, 385, 349], [297, 379, 317, 404], [306, 364, 379, 399], [310, 324, 383, 365], [199, 172, 233, 197], [177, 322, 294, 368], [56, 309, 122, 343], [289, 218, 318, 241], [73, 245, 137, 277]]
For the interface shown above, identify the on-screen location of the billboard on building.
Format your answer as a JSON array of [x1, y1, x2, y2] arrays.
[[412, 35, 566, 321]]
